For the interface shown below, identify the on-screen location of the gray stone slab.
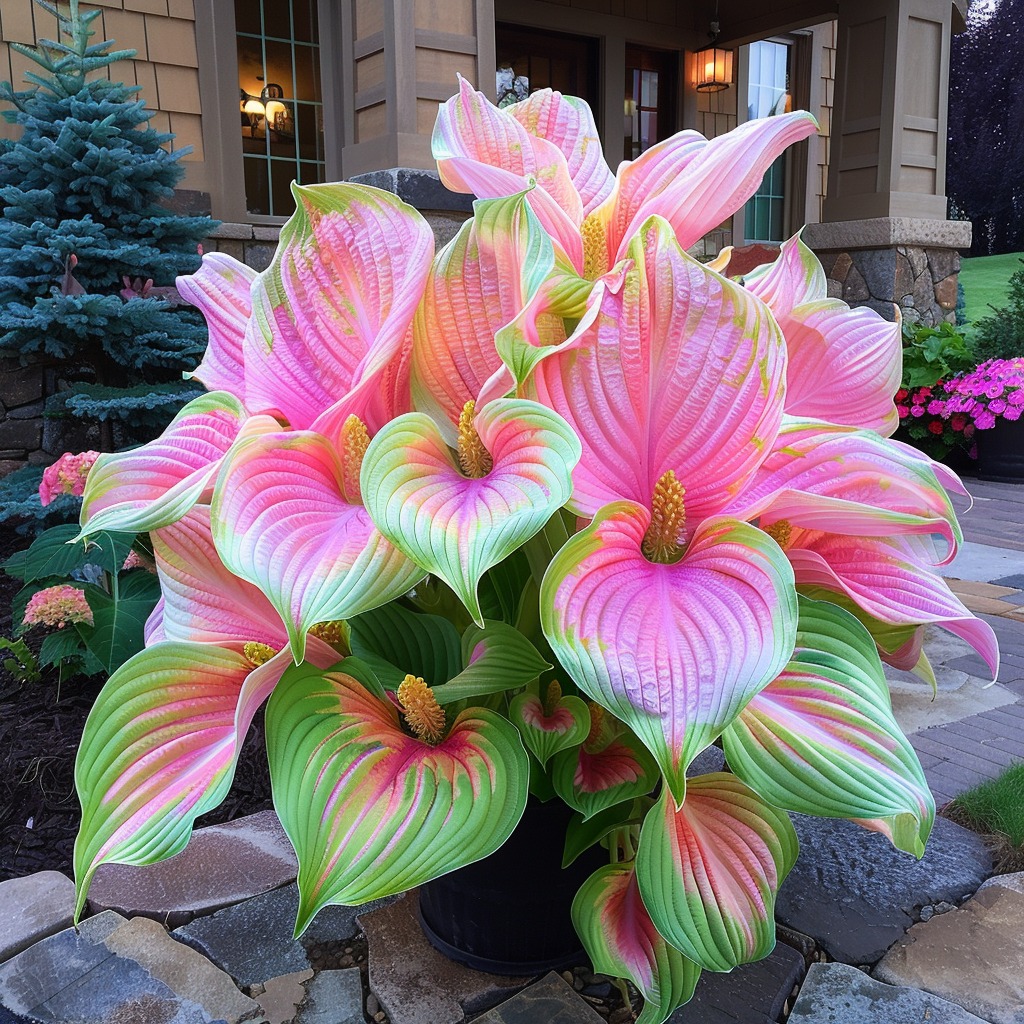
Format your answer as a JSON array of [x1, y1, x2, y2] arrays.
[[175, 882, 396, 987], [88, 810, 298, 927], [946, 541, 1024, 582], [874, 876, 1024, 1024], [296, 969, 364, 1024], [688, 746, 726, 777], [472, 973, 602, 1023], [0, 871, 75, 963], [0, 912, 258, 1024], [670, 940, 804, 1023], [776, 815, 992, 965], [0, 911, 125, 1013], [360, 892, 530, 1024], [788, 962, 988, 1023], [992, 574, 1024, 589]]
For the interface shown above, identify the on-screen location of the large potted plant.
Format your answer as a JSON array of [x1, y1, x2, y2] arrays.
[[69, 82, 997, 1024]]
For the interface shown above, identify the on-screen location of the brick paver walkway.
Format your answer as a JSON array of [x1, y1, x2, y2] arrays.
[[913, 478, 1024, 806]]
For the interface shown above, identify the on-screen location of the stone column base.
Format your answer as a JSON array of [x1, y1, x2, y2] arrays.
[[801, 218, 973, 326]]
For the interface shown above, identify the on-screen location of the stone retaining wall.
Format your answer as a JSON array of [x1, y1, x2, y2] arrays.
[[0, 361, 60, 476]]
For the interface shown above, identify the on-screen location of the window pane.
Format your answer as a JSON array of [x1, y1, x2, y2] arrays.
[[236, 0, 322, 217]]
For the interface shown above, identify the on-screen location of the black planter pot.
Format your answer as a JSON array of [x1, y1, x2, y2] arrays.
[[418, 797, 605, 975], [976, 417, 1024, 482]]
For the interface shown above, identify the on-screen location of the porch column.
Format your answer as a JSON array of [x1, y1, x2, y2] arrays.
[[803, 0, 970, 325], [339, 0, 495, 179]]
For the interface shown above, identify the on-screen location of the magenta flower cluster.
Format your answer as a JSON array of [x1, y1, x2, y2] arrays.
[[929, 359, 1024, 431]]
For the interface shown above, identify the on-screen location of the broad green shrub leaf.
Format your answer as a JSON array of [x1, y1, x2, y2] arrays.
[[77, 572, 161, 674], [9, 524, 133, 584], [349, 603, 462, 685]]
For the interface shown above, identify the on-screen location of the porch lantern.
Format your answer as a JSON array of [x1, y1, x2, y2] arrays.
[[693, 43, 733, 92]]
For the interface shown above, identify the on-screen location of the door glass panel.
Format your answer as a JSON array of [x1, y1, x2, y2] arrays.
[[624, 46, 676, 161]]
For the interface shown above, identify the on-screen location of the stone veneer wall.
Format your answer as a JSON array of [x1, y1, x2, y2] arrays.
[[816, 246, 960, 326]]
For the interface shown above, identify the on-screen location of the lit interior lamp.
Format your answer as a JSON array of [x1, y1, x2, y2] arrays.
[[241, 92, 266, 136], [693, 16, 733, 93], [261, 83, 290, 132]]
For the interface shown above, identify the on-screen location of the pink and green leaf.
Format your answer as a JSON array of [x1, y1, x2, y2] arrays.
[[540, 503, 798, 805], [79, 391, 250, 538], [409, 192, 561, 434], [177, 251, 255, 398], [73, 640, 334, 920], [360, 398, 580, 626], [563, 797, 650, 868], [243, 182, 434, 433], [528, 216, 787, 520], [741, 236, 901, 434], [211, 428, 426, 662], [507, 89, 615, 215], [785, 531, 998, 679], [509, 690, 590, 767], [722, 596, 935, 856], [574, 863, 701, 1024], [726, 419, 963, 556], [265, 664, 529, 930], [551, 719, 659, 819], [635, 775, 798, 972]]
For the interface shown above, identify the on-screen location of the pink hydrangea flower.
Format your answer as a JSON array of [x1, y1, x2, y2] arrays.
[[39, 451, 100, 506], [122, 550, 155, 573], [23, 585, 94, 629]]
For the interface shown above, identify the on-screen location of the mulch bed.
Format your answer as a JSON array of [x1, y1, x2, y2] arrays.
[[0, 527, 274, 884]]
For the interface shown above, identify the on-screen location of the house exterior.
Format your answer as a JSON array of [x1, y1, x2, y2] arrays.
[[0, 0, 969, 323]]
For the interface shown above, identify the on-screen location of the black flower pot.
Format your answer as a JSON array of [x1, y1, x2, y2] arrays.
[[976, 416, 1024, 482], [418, 797, 604, 975]]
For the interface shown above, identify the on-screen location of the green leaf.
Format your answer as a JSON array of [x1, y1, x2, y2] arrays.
[[431, 620, 551, 705], [8, 524, 134, 584], [563, 798, 648, 868], [39, 628, 88, 667], [349, 603, 462, 686], [77, 572, 161, 674], [476, 551, 533, 624], [0, 637, 41, 683]]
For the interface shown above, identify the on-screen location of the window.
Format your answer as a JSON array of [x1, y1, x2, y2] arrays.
[[744, 39, 791, 242], [235, 0, 325, 217]]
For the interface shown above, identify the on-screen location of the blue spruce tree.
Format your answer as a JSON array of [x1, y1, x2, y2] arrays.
[[0, 0, 216, 453]]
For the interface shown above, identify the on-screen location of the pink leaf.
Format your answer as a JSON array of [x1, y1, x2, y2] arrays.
[[541, 503, 797, 804], [243, 182, 434, 432], [529, 216, 787, 522], [79, 392, 250, 537], [742, 235, 901, 434], [177, 252, 255, 398], [211, 428, 426, 662]]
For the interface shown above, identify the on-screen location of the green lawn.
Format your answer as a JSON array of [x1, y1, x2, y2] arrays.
[[959, 252, 1024, 323]]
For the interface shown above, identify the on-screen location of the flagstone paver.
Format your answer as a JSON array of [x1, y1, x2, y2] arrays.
[[0, 871, 75, 963], [87, 809, 299, 927], [0, 911, 259, 1023], [873, 872, 1024, 1024], [787, 962, 988, 1023], [294, 969, 364, 1024], [775, 815, 991, 965], [360, 892, 532, 1024], [175, 881, 394, 987], [471, 973, 603, 1023], [669, 941, 805, 1023]]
